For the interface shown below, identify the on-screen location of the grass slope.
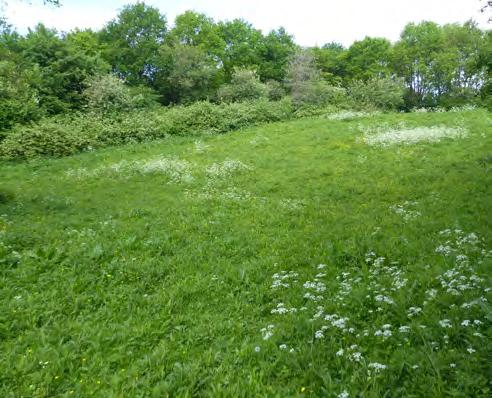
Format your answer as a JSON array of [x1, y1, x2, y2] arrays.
[[1, 110, 491, 397]]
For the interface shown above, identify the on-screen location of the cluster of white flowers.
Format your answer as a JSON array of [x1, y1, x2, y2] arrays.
[[326, 110, 379, 121], [194, 140, 209, 153], [271, 271, 299, 289], [271, 302, 297, 315], [279, 198, 305, 211], [439, 319, 452, 328], [390, 201, 421, 222], [407, 306, 422, 318], [138, 158, 194, 183], [256, 228, 489, 383], [260, 324, 275, 340], [363, 125, 468, 147], [338, 390, 350, 398], [368, 362, 387, 373], [206, 159, 252, 179], [374, 324, 393, 338], [66, 156, 194, 183], [303, 281, 327, 293]]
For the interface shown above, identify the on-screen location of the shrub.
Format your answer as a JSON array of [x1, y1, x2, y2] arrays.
[[0, 99, 295, 160], [83, 74, 134, 114], [128, 85, 161, 109], [0, 61, 43, 132], [217, 69, 268, 103], [265, 80, 286, 101], [285, 49, 349, 108], [0, 116, 99, 159], [349, 77, 405, 110]]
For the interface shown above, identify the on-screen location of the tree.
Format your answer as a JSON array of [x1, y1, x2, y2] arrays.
[[18, 24, 107, 114], [285, 49, 342, 107], [168, 11, 225, 59], [0, 59, 41, 132], [257, 27, 297, 81], [154, 44, 221, 104], [217, 19, 263, 80], [343, 37, 392, 81], [312, 42, 346, 84], [99, 2, 167, 85], [393, 21, 488, 108]]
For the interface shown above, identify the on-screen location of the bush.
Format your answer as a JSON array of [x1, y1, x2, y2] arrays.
[[265, 80, 286, 101], [83, 74, 160, 114], [217, 69, 268, 103], [349, 77, 405, 110], [0, 116, 100, 159], [0, 61, 43, 132], [0, 99, 295, 160], [83, 74, 133, 113]]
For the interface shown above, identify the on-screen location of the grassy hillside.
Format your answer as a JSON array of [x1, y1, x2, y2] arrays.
[[1, 110, 491, 397]]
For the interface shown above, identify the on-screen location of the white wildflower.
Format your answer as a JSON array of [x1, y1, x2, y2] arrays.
[[439, 319, 452, 328], [368, 362, 387, 373], [364, 125, 468, 147], [407, 307, 422, 317]]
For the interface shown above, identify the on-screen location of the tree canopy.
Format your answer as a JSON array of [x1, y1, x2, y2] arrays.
[[0, 2, 490, 130]]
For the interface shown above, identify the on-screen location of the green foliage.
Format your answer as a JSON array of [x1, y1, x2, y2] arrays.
[[286, 49, 349, 108], [393, 21, 488, 108], [217, 68, 267, 103], [0, 60, 42, 132], [83, 74, 158, 114], [99, 2, 167, 85], [154, 44, 221, 104], [20, 24, 107, 114], [343, 37, 392, 81], [349, 77, 406, 110], [0, 11, 487, 131], [312, 42, 346, 85], [257, 28, 297, 81], [217, 19, 263, 79], [265, 79, 286, 101], [168, 11, 225, 59], [0, 115, 99, 159], [0, 99, 294, 160], [83, 74, 133, 113]]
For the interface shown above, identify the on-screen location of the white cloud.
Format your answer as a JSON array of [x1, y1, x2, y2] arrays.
[[3, 0, 488, 45]]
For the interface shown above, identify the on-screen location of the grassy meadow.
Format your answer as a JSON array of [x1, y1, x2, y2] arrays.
[[1, 109, 491, 397]]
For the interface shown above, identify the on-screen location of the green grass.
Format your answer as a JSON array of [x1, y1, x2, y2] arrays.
[[1, 109, 491, 397]]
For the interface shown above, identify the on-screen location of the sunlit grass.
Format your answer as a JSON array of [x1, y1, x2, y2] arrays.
[[0, 109, 491, 397]]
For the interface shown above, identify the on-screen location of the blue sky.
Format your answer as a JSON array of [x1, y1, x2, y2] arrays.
[[2, 0, 489, 46]]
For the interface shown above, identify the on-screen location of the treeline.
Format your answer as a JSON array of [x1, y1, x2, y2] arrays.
[[0, 2, 491, 133]]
